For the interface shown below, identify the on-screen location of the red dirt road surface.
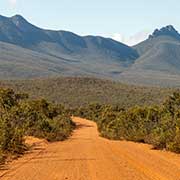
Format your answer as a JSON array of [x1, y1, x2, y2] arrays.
[[0, 117, 180, 180]]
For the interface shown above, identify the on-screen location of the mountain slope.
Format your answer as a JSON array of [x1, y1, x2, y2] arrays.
[[1, 14, 180, 86], [134, 25, 180, 55], [120, 25, 180, 86], [0, 14, 139, 79], [0, 41, 86, 79], [132, 25, 180, 73]]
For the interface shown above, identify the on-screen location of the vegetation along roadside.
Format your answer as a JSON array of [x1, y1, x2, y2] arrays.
[[0, 88, 75, 164], [75, 91, 180, 153]]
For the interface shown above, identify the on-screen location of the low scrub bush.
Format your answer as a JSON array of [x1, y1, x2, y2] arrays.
[[0, 88, 75, 163], [76, 92, 180, 153]]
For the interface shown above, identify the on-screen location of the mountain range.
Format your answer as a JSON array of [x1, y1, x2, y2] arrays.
[[1, 14, 180, 86]]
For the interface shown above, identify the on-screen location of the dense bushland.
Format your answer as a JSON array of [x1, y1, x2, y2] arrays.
[[76, 92, 180, 153], [0, 77, 172, 108], [0, 88, 75, 163]]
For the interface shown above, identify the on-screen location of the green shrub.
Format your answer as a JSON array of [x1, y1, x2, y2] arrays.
[[0, 113, 25, 154], [77, 91, 180, 153], [0, 88, 75, 164]]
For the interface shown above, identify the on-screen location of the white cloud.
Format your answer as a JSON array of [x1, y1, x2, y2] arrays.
[[111, 30, 150, 46], [8, 0, 17, 7]]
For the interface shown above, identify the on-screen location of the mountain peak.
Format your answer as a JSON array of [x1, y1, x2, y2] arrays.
[[164, 25, 177, 32], [10, 14, 39, 33], [11, 14, 25, 19], [149, 25, 180, 39], [10, 14, 28, 26]]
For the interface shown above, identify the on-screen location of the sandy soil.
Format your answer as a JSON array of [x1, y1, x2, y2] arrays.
[[0, 117, 180, 180]]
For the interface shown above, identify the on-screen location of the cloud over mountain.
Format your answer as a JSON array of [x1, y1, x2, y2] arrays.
[[112, 30, 150, 46]]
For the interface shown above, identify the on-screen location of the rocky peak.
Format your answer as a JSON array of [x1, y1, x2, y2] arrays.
[[149, 25, 180, 39], [11, 15, 27, 26]]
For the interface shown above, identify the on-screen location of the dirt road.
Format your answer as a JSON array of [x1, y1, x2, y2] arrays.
[[0, 117, 180, 180]]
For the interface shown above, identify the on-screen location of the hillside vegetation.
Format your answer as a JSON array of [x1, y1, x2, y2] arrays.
[[0, 88, 75, 164], [0, 77, 172, 108]]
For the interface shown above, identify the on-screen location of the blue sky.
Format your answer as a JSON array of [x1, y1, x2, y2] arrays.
[[1, 0, 179, 45]]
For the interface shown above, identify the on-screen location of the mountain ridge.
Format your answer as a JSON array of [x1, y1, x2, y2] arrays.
[[0, 14, 180, 86]]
